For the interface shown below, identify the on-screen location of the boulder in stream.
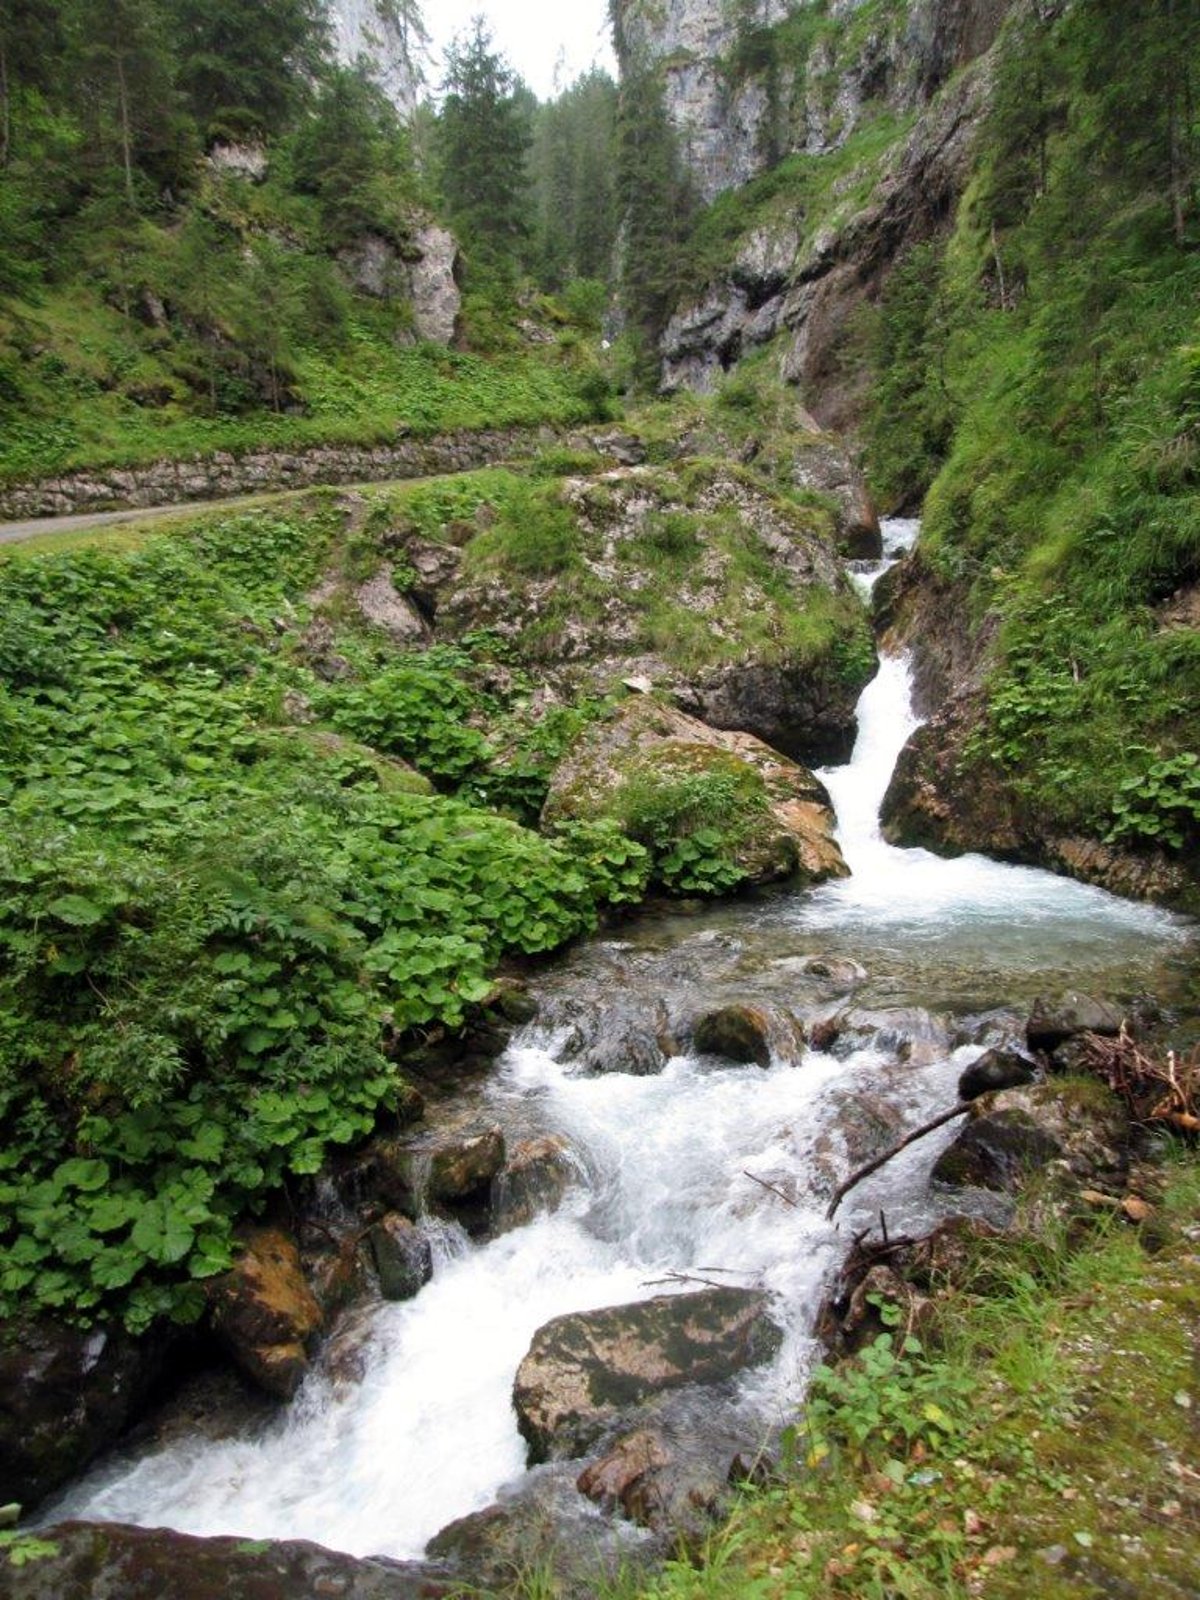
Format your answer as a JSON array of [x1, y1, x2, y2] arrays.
[[491, 1137, 579, 1234], [0, 1522, 454, 1600], [513, 1288, 783, 1464], [209, 1227, 324, 1399], [689, 1004, 775, 1067], [368, 1214, 433, 1302], [542, 696, 848, 891]]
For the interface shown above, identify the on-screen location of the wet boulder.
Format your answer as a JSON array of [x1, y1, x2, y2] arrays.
[[568, 997, 671, 1078], [575, 1394, 757, 1543], [1027, 993, 1126, 1054], [491, 1137, 579, 1234], [957, 1047, 1037, 1101], [513, 1288, 783, 1464], [0, 1522, 453, 1600], [932, 1081, 1130, 1196], [830, 1006, 953, 1066], [427, 1465, 655, 1594], [209, 1227, 324, 1399], [370, 1123, 507, 1220], [690, 1005, 774, 1067], [368, 1214, 433, 1302], [0, 1321, 164, 1510], [427, 1126, 506, 1204]]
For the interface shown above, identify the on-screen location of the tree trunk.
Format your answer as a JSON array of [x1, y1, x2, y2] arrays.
[[116, 53, 135, 204]]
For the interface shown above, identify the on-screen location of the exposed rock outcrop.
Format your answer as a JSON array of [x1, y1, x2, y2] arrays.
[[879, 689, 1199, 908], [932, 1081, 1130, 1196], [437, 462, 872, 764], [513, 1288, 783, 1464], [542, 695, 848, 886]]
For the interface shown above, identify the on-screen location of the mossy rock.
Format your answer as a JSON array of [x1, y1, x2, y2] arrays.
[[543, 695, 847, 894]]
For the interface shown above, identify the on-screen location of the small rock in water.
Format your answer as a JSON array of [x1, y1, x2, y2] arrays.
[[690, 1005, 775, 1067], [368, 1213, 433, 1301], [957, 1048, 1036, 1101]]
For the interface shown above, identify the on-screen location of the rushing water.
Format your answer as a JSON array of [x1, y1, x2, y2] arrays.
[[50, 519, 1194, 1559]]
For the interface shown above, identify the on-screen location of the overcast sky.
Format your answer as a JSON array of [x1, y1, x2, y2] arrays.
[[423, 2, 617, 101]]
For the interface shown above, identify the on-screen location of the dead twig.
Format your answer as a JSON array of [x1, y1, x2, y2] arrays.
[[825, 1102, 973, 1222], [1079, 1027, 1200, 1131], [744, 1171, 800, 1209]]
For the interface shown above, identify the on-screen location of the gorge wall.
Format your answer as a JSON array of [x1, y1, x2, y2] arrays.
[[615, 0, 1015, 424]]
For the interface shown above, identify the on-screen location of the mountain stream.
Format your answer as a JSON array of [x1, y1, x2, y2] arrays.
[[50, 520, 1195, 1561]]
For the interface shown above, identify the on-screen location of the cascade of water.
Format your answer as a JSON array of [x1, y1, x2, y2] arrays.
[[49, 518, 1191, 1560]]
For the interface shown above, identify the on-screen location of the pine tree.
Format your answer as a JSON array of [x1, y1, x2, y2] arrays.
[[435, 20, 532, 271], [616, 68, 694, 384], [165, 0, 330, 137]]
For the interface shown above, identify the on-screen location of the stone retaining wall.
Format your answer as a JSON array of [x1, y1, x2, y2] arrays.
[[0, 426, 563, 521]]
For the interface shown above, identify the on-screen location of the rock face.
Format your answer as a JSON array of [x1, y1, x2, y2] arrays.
[[329, 0, 421, 114], [542, 695, 848, 887], [622, 0, 1017, 416], [407, 223, 461, 345], [513, 1288, 783, 1463], [336, 223, 461, 344], [0, 1322, 163, 1510], [614, 0, 794, 204], [0, 1522, 452, 1600], [209, 1228, 324, 1398]]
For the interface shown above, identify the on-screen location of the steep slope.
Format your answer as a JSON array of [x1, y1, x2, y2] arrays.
[[619, 0, 1200, 909]]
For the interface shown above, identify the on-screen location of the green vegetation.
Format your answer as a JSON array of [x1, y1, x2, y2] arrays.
[[611, 751, 772, 896], [0, 494, 643, 1331], [625, 1155, 1200, 1600], [864, 0, 1200, 861], [0, 0, 621, 488]]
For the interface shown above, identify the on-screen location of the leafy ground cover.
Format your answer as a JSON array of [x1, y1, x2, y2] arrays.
[[0, 492, 645, 1332]]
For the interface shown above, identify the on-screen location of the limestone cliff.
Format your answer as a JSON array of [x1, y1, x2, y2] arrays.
[[615, 0, 1014, 421], [328, 0, 421, 114]]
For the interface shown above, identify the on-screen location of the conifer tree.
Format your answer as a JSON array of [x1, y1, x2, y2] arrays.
[[435, 20, 532, 271]]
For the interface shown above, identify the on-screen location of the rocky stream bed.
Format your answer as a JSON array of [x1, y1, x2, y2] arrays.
[[2, 524, 1196, 1599]]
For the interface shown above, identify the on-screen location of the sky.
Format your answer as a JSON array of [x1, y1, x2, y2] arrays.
[[422, 1, 617, 101]]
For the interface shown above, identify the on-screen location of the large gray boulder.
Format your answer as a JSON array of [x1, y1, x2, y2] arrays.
[[513, 1288, 783, 1464]]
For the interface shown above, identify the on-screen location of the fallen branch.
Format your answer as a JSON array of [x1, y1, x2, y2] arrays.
[[1079, 1027, 1199, 1130], [744, 1170, 800, 1209], [641, 1269, 752, 1292], [826, 1102, 973, 1222]]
